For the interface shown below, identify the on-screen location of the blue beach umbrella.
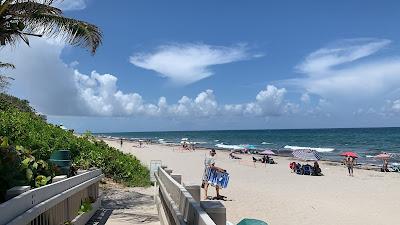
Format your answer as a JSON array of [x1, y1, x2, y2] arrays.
[[292, 149, 322, 161], [237, 218, 268, 225]]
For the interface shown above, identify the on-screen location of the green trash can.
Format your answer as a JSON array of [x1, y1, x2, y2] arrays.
[[50, 150, 71, 175]]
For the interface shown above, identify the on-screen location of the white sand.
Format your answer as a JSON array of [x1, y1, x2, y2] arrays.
[[105, 139, 400, 225]]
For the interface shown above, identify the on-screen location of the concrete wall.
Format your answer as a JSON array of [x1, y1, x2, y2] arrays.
[[0, 169, 104, 225], [155, 167, 226, 225]]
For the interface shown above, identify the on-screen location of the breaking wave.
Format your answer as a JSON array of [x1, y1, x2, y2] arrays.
[[284, 145, 335, 152]]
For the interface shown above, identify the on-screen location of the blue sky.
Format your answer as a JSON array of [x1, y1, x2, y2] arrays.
[[3, 0, 400, 132]]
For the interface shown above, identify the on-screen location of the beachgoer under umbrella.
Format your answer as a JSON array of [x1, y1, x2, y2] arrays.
[[202, 149, 226, 200], [383, 159, 389, 172], [313, 161, 322, 175], [344, 156, 356, 176]]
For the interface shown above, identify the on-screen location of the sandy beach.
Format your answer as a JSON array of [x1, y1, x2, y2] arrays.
[[104, 139, 400, 225]]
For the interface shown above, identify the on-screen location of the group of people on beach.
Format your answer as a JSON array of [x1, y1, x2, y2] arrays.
[[290, 161, 322, 176], [182, 142, 196, 151]]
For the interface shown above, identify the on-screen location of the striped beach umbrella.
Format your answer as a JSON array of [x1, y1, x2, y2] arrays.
[[292, 149, 322, 161], [375, 153, 391, 159], [259, 149, 276, 155]]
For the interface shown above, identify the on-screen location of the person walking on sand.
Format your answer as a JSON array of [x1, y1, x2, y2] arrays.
[[345, 156, 355, 176], [202, 149, 225, 200], [120, 138, 123, 149]]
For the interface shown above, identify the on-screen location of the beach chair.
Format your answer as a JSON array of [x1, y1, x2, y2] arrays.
[[268, 158, 275, 164], [390, 164, 400, 172], [295, 163, 303, 175], [302, 165, 312, 175]]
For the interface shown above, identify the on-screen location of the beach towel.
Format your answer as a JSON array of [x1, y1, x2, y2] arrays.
[[205, 168, 230, 188]]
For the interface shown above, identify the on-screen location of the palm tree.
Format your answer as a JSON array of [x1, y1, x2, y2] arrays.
[[0, 0, 102, 54]]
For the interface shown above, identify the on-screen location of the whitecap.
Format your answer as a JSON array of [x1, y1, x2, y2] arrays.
[[261, 142, 272, 145], [215, 144, 245, 150], [284, 145, 335, 152]]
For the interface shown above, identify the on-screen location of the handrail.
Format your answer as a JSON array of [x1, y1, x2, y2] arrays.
[[0, 169, 103, 225], [155, 167, 217, 225]]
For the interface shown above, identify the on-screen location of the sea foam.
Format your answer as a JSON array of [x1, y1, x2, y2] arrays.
[[284, 145, 335, 152], [215, 144, 245, 150]]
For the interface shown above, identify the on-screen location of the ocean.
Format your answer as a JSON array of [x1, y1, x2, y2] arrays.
[[97, 127, 400, 163]]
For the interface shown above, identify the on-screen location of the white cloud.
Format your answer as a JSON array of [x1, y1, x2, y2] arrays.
[[130, 43, 255, 85], [2, 38, 288, 120], [54, 0, 87, 11], [381, 99, 400, 116], [300, 93, 310, 104], [224, 85, 290, 117], [297, 38, 391, 74], [286, 38, 400, 105]]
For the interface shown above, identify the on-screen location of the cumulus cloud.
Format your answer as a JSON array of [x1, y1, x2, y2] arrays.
[[130, 43, 256, 85], [381, 99, 400, 116], [223, 85, 290, 117], [1, 38, 89, 115], [2, 38, 288, 119], [54, 0, 87, 11]]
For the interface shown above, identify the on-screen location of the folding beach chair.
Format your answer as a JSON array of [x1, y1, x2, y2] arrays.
[[302, 165, 312, 175]]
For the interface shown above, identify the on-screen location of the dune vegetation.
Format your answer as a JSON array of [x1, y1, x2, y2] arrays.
[[0, 93, 150, 202]]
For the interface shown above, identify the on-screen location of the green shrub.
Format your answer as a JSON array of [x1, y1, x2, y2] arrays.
[[0, 137, 54, 202], [0, 95, 151, 192]]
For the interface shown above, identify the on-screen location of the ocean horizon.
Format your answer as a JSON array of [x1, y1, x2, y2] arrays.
[[96, 127, 400, 163]]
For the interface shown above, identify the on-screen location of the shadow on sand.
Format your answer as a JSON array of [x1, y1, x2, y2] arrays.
[[87, 187, 159, 224]]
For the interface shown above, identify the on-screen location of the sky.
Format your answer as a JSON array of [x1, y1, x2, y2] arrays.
[[2, 0, 400, 132]]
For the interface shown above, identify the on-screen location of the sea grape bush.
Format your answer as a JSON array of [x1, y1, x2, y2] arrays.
[[0, 94, 151, 196], [0, 137, 54, 202]]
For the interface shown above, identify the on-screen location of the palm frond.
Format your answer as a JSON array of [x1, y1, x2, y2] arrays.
[[0, 0, 14, 16], [23, 13, 102, 54], [0, 62, 16, 69], [7, 1, 62, 16]]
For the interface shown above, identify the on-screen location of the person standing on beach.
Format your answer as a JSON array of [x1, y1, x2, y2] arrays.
[[202, 149, 225, 200], [383, 159, 389, 172], [120, 138, 123, 149], [345, 156, 355, 176]]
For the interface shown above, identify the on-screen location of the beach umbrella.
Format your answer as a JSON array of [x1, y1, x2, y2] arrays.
[[340, 151, 358, 158], [237, 218, 268, 225], [292, 149, 321, 161], [259, 149, 276, 155], [375, 153, 391, 159]]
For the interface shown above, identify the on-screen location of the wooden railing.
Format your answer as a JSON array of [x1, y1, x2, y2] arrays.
[[0, 169, 104, 225], [154, 167, 225, 225]]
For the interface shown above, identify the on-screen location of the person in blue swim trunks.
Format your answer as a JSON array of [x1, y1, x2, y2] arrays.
[[202, 149, 226, 200]]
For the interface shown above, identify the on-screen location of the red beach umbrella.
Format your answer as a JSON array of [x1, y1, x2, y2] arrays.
[[340, 151, 358, 158]]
